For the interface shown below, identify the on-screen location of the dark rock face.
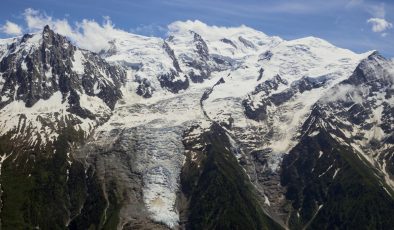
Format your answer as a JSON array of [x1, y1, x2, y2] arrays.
[[186, 32, 212, 83], [220, 38, 237, 48], [135, 76, 154, 98], [243, 74, 288, 121], [257, 67, 264, 81], [158, 70, 189, 94], [238, 36, 255, 49], [188, 68, 210, 83], [158, 42, 190, 93], [381, 102, 394, 134], [259, 51, 273, 61], [200, 77, 226, 119], [291, 75, 329, 94], [163, 41, 182, 73], [193, 32, 209, 61]]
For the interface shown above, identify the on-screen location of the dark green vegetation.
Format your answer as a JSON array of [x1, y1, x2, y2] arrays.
[[180, 124, 283, 230], [67, 166, 112, 230], [0, 127, 88, 230], [281, 126, 394, 230], [0, 126, 125, 230]]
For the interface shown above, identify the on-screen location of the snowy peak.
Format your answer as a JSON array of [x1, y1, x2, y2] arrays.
[[0, 25, 125, 110], [0, 26, 126, 145], [167, 20, 273, 43], [312, 51, 394, 190], [346, 51, 394, 85], [167, 20, 282, 60]]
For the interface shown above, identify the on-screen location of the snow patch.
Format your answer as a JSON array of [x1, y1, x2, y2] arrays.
[[318, 151, 323, 159], [72, 50, 85, 74], [333, 168, 340, 179]]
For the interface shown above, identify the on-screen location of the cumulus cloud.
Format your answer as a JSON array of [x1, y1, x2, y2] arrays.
[[367, 18, 393, 33], [71, 19, 123, 52], [22, 8, 126, 53], [1, 21, 23, 36], [24, 8, 53, 31]]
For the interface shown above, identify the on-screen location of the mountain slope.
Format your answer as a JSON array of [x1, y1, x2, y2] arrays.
[[180, 123, 283, 230], [0, 21, 393, 230], [281, 51, 394, 229], [0, 26, 125, 229]]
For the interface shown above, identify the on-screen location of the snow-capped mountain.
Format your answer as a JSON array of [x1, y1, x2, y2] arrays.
[[0, 21, 393, 230], [0, 25, 125, 145]]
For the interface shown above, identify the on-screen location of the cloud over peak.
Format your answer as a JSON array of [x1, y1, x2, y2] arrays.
[[22, 8, 125, 53], [1, 21, 23, 36]]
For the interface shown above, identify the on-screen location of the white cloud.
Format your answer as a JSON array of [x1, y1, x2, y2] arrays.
[[71, 19, 122, 52], [367, 18, 393, 33], [24, 8, 51, 31], [22, 8, 126, 53], [1, 21, 23, 36]]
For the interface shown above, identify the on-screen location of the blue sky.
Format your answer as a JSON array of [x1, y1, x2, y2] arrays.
[[0, 0, 393, 57]]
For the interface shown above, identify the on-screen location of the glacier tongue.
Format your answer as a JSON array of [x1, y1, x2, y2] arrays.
[[79, 78, 214, 227], [134, 127, 185, 227]]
